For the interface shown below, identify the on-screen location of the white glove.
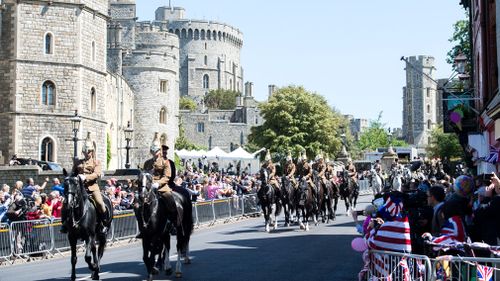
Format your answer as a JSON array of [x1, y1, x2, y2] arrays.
[[78, 174, 86, 182], [151, 183, 159, 189]]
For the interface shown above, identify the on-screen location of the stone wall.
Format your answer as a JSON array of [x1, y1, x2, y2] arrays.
[[0, 166, 63, 193]]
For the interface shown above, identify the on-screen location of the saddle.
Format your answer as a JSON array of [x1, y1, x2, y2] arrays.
[[88, 193, 112, 226]]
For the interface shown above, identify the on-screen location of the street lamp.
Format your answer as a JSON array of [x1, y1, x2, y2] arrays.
[[69, 110, 81, 159], [454, 52, 469, 79], [123, 121, 134, 169]]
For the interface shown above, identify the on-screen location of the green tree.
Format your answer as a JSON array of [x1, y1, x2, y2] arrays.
[[204, 89, 240, 110], [427, 125, 463, 160], [179, 96, 197, 111], [446, 18, 471, 71], [248, 85, 345, 159], [356, 112, 407, 152], [175, 124, 206, 150]]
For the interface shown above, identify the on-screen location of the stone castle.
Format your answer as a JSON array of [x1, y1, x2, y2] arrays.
[[0, 0, 260, 169]]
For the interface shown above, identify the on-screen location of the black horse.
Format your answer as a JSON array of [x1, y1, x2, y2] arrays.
[[63, 173, 113, 281], [280, 175, 296, 227], [295, 177, 315, 231], [339, 169, 359, 212], [257, 168, 281, 232], [136, 173, 194, 280]]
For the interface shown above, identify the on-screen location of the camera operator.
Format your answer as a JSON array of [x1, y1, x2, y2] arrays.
[[403, 185, 433, 255]]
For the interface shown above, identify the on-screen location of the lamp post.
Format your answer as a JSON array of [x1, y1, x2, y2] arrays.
[[387, 128, 395, 155], [124, 121, 134, 169], [69, 110, 81, 160]]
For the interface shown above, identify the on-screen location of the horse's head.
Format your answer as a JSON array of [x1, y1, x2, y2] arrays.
[[64, 175, 83, 209], [136, 172, 154, 204]]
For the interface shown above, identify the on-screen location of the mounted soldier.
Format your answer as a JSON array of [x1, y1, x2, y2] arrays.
[[346, 159, 358, 189], [260, 150, 280, 193], [312, 153, 328, 191], [135, 133, 179, 239], [61, 132, 110, 234], [283, 151, 297, 189]]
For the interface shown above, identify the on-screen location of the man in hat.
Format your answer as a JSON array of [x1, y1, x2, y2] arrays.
[[297, 151, 315, 197], [283, 152, 297, 189], [260, 150, 280, 193], [135, 133, 179, 238], [61, 132, 109, 234], [312, 153, 328, 187], [346, 159, 358, 188]]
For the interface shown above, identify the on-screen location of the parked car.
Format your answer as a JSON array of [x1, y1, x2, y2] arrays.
[[14, 158, 63, 172]]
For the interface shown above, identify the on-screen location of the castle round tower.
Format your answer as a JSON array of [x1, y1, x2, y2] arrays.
[[0, 0, 110, 169], [156, 6, 244, 105], [122, 23, 180, 166]]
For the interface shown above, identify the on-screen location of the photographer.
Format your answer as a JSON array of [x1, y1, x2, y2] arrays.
[[473, 173, 500, 248]]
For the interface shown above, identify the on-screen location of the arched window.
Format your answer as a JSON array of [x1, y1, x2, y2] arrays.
[[159, 107, 167, 124], [175, 29, 180, 38], [160, 134, 167, 145], [204, 55, 208, 65], [90, 88, 96, 112], [41, 81, 55, 105], [203, 74, 209, 89], [427, 120, 432, 130], [213, 31, 217, 40], [426, 104, 430, 114], [188, 29, 193, 39], [181, 29, 187, 39], [91, 41, 96, 61], [44, 33, 53, 54], [40, 137, 54, 162], [229, 78, 233, 90], [194, 29, 199, 40]]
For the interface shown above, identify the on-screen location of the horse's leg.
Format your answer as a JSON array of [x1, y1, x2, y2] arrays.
[[90, 236, 100, 280], [69, 235, 78, 281], [273, 203, 278, 230], [175, 233, 183, 278], [83, 237, 94, 271], [264, 205, 270, 233], [143, 239, 154, 281]]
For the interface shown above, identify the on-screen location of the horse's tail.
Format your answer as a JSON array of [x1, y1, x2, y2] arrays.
[[183, 199, 194, 237]]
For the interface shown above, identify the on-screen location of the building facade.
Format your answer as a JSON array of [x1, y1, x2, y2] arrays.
[[344, 115, 368, 141], [402, 55, 439, 150]]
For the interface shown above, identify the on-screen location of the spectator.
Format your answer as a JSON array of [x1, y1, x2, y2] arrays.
[[0, 191, 9, 222], [1, 184, 12, 206], [51, 178, 64, 195], [119, 191, 132, 210], [205, 179, 220, 200], [427, 185, 446, 236], [49, 191, 63, 218], [21, 178, 47, 198], [6, 193, 27, 222], [26, 194, 49, 220], [40, 193, 52, 218]]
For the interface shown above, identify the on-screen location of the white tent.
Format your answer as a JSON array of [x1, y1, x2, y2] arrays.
[[205, 147, 228, 159], [225, 147, 254, 159]]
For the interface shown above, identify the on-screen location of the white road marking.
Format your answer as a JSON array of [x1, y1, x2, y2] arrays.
[[76, 271, 110, 281]]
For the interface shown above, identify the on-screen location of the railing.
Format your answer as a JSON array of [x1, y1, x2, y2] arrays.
[[366, 249, 500, 281], [358, 179, 372, 195], [0, 195, 261, 264]]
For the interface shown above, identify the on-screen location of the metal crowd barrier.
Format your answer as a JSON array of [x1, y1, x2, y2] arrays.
[[358, 179, 371, 195], [431, 255, 500, 280], [0, 196, 262, 263], [367, 250, 433, 281]]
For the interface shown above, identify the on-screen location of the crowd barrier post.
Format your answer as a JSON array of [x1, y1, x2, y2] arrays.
[[193, 200, 215, 226], [111, 210, 137, 243], [9, 219, 53, 261], [192, 202, 199, 226], [430, 255, 500, 280], [213, 199, 231, 223], [0, 223, 12, 263], [368, 250, 433, 281]]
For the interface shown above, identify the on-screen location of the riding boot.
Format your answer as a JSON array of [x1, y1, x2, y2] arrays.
[[161, 191, 179, 236], [98, 211, 109, 235]]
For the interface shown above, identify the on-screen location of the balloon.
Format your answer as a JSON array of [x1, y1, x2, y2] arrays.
[[351, 237, 368, 252], [449, 111, 462, 123]]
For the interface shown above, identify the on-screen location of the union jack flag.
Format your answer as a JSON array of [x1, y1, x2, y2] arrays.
[[416, 259, 426, 281], [432, 216, 466, 246], [382, 196, 404, 218], [399, 257, 411, 281], [477, 264, 494, 281], [485, 146, 500, 164]]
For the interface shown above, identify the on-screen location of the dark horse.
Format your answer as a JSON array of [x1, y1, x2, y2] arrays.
[[257, 168, 281, 232], [295, 177, 315, 231], [136, 172, 193, 280], [280, 175, 296, 227], [63, 173, 113, 281], [339, 169, 359, 212], [313, 172, 336, 224]]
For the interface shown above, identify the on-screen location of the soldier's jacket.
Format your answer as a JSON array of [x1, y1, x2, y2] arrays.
[[261, 162, 279, 186], [298, 161, 313, 179], [72, 157, 102, 192], [284, 162, 296, 178], [143, 156, 171, 192], [325, 164, 334, 179], [347, 164, 357, 179], [312, 161, 327, 178]]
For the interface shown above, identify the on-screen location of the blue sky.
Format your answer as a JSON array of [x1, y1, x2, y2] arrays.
[[137, 1, 466, 129]]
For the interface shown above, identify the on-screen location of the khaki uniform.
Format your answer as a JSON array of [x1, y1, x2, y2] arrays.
[[347, 163, 358, 185], [143, 156, 172, 193], [284, 161, 298, 188], [313, 161, 327, 182], [72, 156, 106, 214], [298, 160, 314, 188], [262, 162, 280, 190]]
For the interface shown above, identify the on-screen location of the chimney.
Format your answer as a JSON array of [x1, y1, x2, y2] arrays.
[[245, 81, 253, 97], [268, 84, 277, 98]]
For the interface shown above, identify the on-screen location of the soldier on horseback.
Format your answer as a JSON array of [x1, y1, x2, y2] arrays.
[[283, 151, 297, 189], [261, 150, 280, 193], [312, 153, 328, 189], [346, 159, 359, 189], [135, 133, 179, 239], [61, 132, 109, 234]]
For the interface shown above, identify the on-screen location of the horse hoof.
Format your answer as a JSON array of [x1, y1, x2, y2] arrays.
[[175, 271, 182, 278], [147, 274, 153, 281], [91, 272, 99, 280], [152, 267, 159, 275], [165, 268, 173, 276], [184, 257, 191, 264]]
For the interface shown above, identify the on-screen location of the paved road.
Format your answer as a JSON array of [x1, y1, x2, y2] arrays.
[[1, 196, 372, 281]]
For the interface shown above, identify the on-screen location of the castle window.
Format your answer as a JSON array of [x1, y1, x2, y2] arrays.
[[426, 104, 430, 114], [204, 55, 208, 66], [427, 120, 432, 130], [159, 107, 167, 124], [213, 31, 217, 40], [194, 29, 199, 40], [175, 29, 180, 38], [207, 30, 211, 40], [197, 122, 205, 133], [41, 81, 55, 105], [181, 29, 187, 39], [205, 42, 207, 50], [160, 80, 168, 93], [188, 29, 193, 39], [90, 87, 96, 112], [203, 74, 209, 89], [92, 41, 96, 61], [201, 30, 206, 40], [40, 137, 54, 162], [44, 33, 54, 54], [229, 78, 233, 90], [426, 88, 431, 98]]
